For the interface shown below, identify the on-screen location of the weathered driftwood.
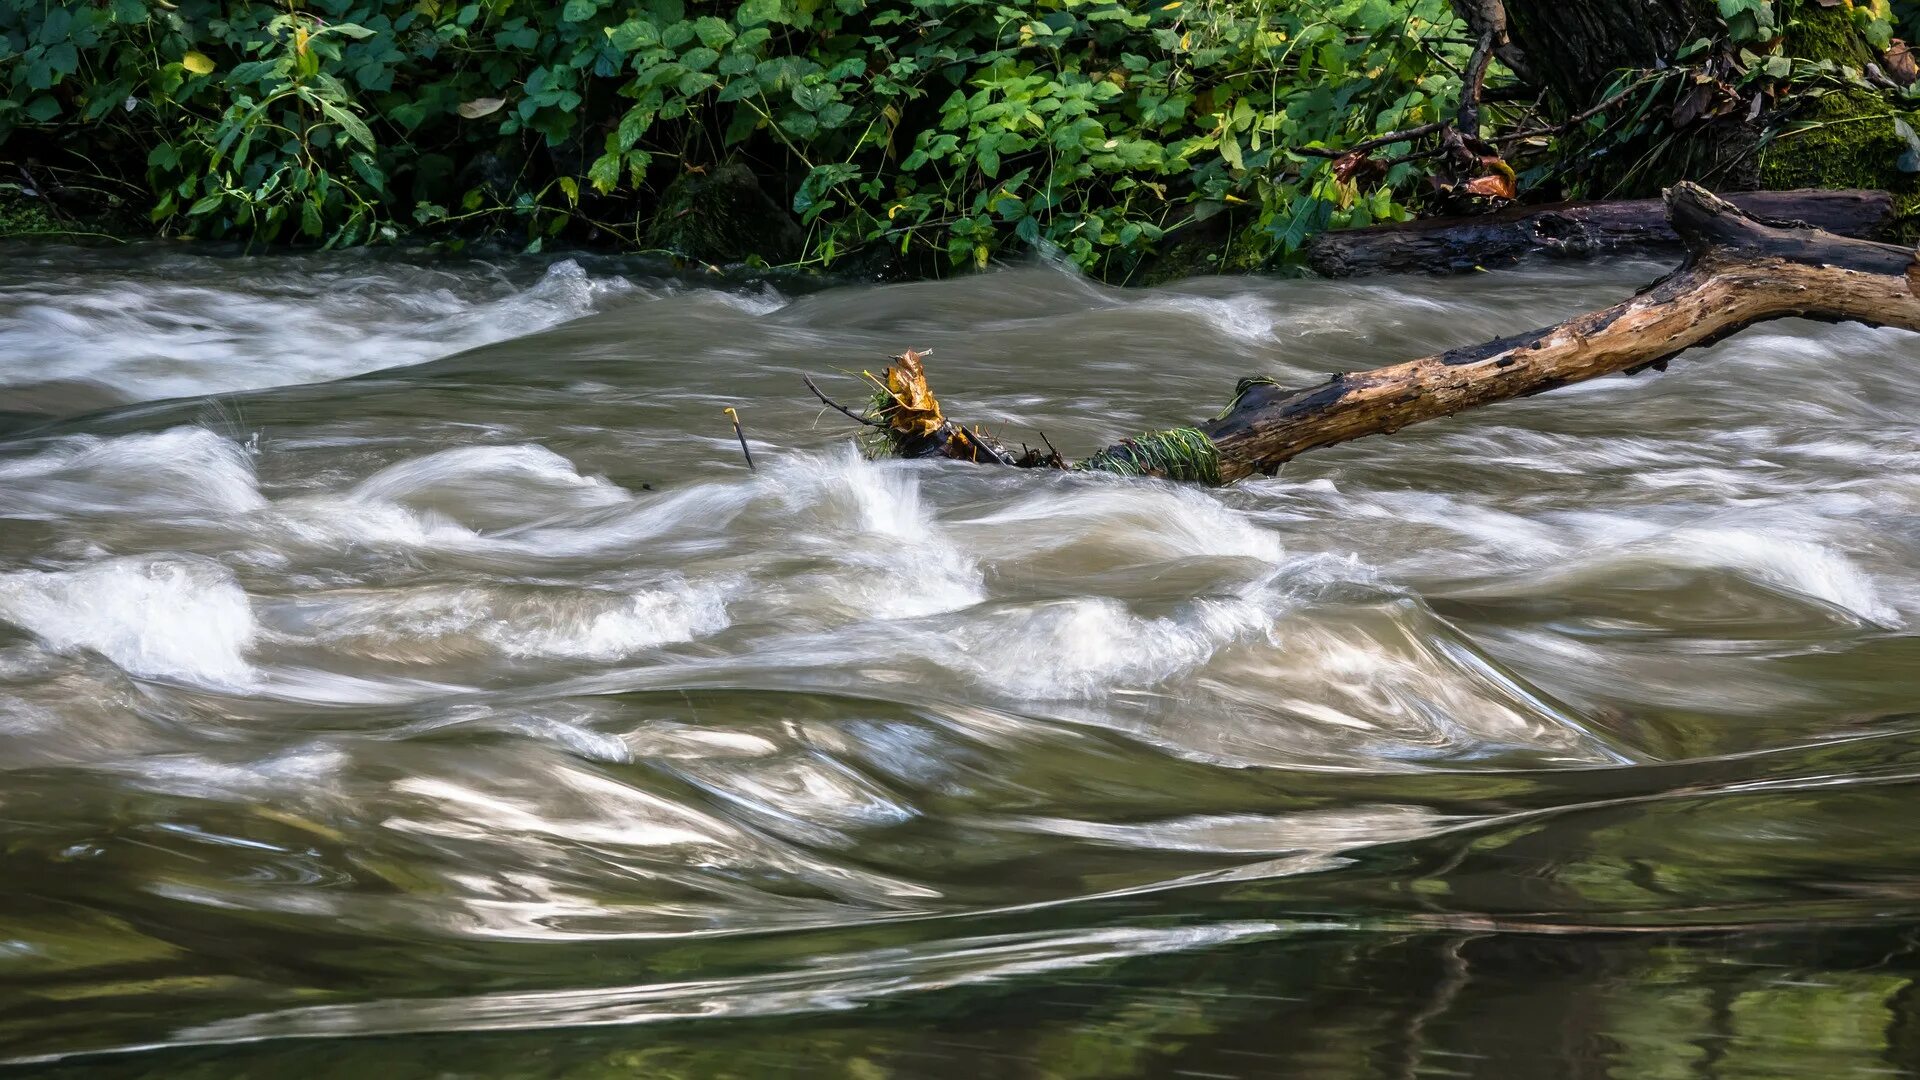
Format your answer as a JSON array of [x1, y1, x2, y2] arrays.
[[817, 183, 1920, 487], [1303, 188, 1896, 277]]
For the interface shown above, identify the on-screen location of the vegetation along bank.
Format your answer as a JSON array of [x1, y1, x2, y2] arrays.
[[5, 0, 1920, 281]]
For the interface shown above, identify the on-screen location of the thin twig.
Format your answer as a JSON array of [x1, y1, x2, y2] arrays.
[[1304, 62, 1652, 172], [803, 374, 883, 428], [1491, 78, 1651, 144], [1294, 119, 1450, 158], [1455, 29, 1497, 139], [722, 406, 756, 471]]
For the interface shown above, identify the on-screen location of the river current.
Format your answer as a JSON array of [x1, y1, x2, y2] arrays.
[[3, 244, 1920, 1077]]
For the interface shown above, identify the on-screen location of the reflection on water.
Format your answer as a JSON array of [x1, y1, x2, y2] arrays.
[[4, 243, 1920, 1076]]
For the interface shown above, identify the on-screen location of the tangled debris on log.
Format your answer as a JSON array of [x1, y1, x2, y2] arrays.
[[807, 183, 1920, 487]]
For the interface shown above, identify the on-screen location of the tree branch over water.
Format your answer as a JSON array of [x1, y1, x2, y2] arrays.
[[814, 183, 1920, 486]]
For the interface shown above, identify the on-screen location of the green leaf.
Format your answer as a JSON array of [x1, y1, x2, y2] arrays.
[[588, 151, 623, 192], [817, 101, 853, 128], [187, 193, 225, 216], [563, 0, 598, 21], [227, 59, 284, 84], [792, 82, 831, 111], [662, 20, 697, 48], [694, 15, 736, 47], [349, 152, 385, 194], [24, 95, 60, 122], [318, 99, 376, 150], [736, 0, 783, 26], [1219, 133, 1243, 170], [1895, 118, 1920, 173], [606, 18, 658, 50], [616, 106, 653, 148]]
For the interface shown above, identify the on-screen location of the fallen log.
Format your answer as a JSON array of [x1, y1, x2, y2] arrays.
[[1302, 188, 1896, 277], [812, 183, 1920, 487]]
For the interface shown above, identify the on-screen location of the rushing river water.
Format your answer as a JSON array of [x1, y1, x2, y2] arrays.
[[4, 242, 1920, 1077]]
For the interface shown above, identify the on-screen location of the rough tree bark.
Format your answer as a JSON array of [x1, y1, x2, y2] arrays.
[[1481, 0, 1884, 110], [1473, 0, 1705, 110], [816, 183, 1920, 486]]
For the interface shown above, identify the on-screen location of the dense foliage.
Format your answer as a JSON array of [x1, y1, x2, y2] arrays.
[[0, 0, 1481, 275]]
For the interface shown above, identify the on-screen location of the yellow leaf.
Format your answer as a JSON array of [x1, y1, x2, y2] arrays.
[[181, 50, 215, 75], [880, 350, 946, 438]]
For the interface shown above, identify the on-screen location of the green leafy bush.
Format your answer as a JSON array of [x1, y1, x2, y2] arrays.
[[1, 0, 1474, 276]]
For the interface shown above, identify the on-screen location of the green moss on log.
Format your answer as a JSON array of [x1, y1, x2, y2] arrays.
[[1758, 90, 1920, 239], [1783, 4, 1875, 67], [1077, 427, 1222, 484]]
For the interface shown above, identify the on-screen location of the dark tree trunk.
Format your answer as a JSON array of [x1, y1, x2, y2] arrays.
[[1485, 0, 1879, 109], [1499, 0, 1709, 108]]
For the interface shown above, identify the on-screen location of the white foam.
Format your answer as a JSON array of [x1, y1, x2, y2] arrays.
[[767, 449, 986, 618], [273, 578, 737, 664], [1490, 524, 1901, 626], [0, 555, 256, 685], [939, 594, 1276, 700], [481, 580, 736, 659], [1660, 526, 1897, 625], [962, 480, 1284, 567], [347, 444, 633, 531], [1142, 293, 1282, 343], [0, 427, 266, 520], [0, 257, 637, 403]]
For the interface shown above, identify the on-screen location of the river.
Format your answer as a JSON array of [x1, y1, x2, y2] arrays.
[[3, 243, 1920, 1077]]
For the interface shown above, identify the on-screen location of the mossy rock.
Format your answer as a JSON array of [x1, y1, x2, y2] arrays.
[[640, 162, 806, 265], [1136, 209, 1271, 285], [0, 190, 62, 237]]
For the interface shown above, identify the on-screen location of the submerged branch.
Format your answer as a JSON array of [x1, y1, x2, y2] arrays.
[[810, 183, 1920, 487]]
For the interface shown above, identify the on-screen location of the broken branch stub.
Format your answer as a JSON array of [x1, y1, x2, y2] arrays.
[[824, 183, 1920, 487]]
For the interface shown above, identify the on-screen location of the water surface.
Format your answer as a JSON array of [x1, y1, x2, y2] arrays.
[[4, 244, 1920, 1077]]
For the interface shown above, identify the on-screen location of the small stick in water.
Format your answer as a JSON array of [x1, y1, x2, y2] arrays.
[[723, 406, 755, 471]]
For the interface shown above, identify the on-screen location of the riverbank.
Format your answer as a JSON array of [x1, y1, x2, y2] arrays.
[[0, 0, 1474, 281]]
